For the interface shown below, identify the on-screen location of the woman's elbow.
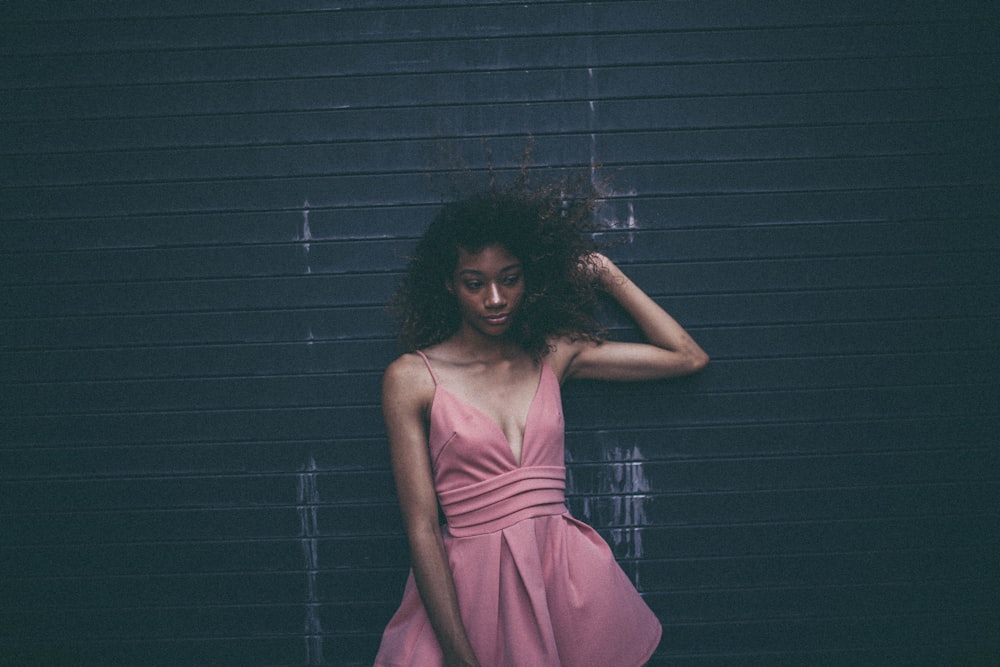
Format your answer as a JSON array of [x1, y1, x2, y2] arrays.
[[654, 348, 707, 379], [686, 349, 709, 375]]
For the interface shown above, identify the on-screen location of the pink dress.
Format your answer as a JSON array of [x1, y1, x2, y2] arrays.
[[374, 351, 662, 666]]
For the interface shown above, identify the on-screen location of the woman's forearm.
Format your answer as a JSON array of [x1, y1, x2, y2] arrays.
[[408, 525, 481, 667], [598, 254, 709, 370]]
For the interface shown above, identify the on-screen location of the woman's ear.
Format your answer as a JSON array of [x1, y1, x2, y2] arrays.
[[445, 279, 454, 294]]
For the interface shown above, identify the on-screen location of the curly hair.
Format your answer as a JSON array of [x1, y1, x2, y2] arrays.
[[391, 177, 607, 358]]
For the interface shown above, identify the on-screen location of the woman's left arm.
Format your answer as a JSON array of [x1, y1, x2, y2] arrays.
[[560, 253, 709, 382]]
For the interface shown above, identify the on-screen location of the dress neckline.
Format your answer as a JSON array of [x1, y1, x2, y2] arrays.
[[417, 350, 547, 467]]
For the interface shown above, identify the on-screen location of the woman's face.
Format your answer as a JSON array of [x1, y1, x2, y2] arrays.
[[448, 244, 525, 338]]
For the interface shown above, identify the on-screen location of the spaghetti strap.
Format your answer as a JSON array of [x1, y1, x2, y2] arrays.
[[414, 349, 438, 385]]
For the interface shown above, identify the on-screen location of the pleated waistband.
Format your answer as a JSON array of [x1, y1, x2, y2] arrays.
[[438, 465, 567, 538]]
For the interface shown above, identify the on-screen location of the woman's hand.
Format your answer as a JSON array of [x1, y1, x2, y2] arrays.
[[579, 252, 615, 289], [591, 252, 626, 290]]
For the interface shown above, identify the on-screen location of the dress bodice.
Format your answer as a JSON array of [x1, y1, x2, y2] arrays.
[[419, 351, 567, 537]]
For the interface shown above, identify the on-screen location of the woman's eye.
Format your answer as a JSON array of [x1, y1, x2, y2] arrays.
[[502, 275, 521, 286], [464, 281, 482, 290]]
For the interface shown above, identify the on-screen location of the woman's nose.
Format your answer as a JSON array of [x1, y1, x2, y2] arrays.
[[485, 283, 505, 307]]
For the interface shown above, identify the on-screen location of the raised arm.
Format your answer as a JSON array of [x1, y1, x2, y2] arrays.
[[556, 253, 709, 382], [382, 356, 481, 667]]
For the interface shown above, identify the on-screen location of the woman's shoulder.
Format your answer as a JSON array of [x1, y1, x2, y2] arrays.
[[383, 351, 436, 402], [385, 350, 423, 371]]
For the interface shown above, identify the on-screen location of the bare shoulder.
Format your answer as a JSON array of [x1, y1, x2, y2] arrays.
[[382, 352, 435, 409]]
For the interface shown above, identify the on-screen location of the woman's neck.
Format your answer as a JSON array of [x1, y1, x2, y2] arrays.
[[444, 326, 527, 364]]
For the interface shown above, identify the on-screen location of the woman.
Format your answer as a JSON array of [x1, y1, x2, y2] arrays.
[[374, 182, 708, 667]]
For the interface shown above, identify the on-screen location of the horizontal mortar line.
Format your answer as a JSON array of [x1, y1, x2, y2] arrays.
[[4, 543, 988, 578], [9, 230, 992, 259], [1, 471, 994, 495], [3, 150, 990, 192], [2, 311, 995, 343], [567, 454, 1000, 469], [5, 589, 997, 617], [11, 62, 984, 95], [9, 141, 991, 172], [3, 88, 996, 139], [2, 258, 996, 289], [3, 13, 994, 54], [3, 75, 994, 124], [1, 209, 992, 232], [0, 333, 397, 352], [1, 181, 996, 224], [5, 550, 994, 586], [2, 214, 995, 249], [0, 565, 383, 582], [3, 509, 979, 535], [0, 75, 993, 124], [0, 386, 995, 412], [3, 512, 996, 551], [642, 543, 999, 562], [81, 36, 993, 57], [3, 36, 992, 74], [3, 459, 991, 483], [2, 283, 996, 307], [616, 637, 996, 659], [2, 450, 996, 481], [0, 434, 382, 449], [12, 179, 989, 211], [0, 534, 396, 549], [17, 27, 966, 58], [3, 266, 987, 288], [1, 246, 994, 288], [2, 115, 997, 157], [4, 241, 994, 265], [656, 612, 999, 625], [3, 82, 994, 128], [1, 375, 991, 398], [2, 415, 988, 451], [4, 481, 996, 507], [4, 380, 996, 418], [3, 413, 996, 450], [605, 576, 1000, 595], [4, 264, 995, 291], [3, 139, 990, 176], [5, 409, 998, 433], [4, 369, 997, 394], [4, 576, 995, 616], [2, 182, 995, 223], [1, 3, 987, 30]]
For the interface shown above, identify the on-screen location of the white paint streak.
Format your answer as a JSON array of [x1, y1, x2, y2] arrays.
[[586, 67, 639, 241], [298, 456, 323, 664], [566, 440, 651, 588], [301, 200, 313, 274], [604, 444, 649, 567]]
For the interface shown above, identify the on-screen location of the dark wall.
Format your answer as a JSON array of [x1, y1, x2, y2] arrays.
[[2, 2, 998, 665]]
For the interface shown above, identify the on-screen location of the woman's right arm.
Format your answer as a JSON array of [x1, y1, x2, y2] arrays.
[[382, 355, 481, 667]]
